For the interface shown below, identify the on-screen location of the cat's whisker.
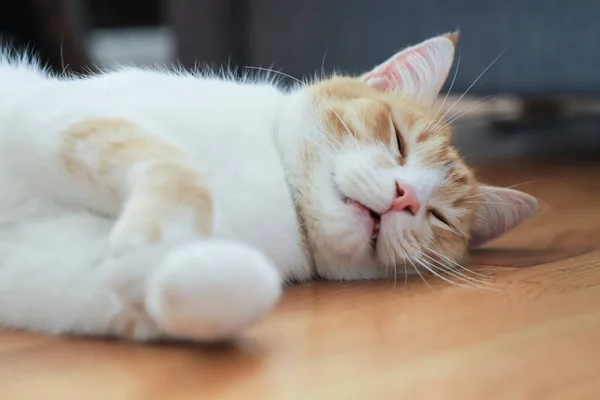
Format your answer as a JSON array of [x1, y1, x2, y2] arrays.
[[426, 263, 477, 288], [421, 243, 491, 279], [433, 260, 496, 291], [320, 47, 329, 79], [297, 123, 345, 157], [427, 94, 495, 138], [392, 240, 408, 287], [402, 241, 431, 289], [410, 256, 432, 288], [426, 119, 450, 136], [465, 201, 536, 207], [307, 135, 339, 155], [412, 254, 465, 288], [405, 236, 467, 287], [443, 222, 469, 239], [406, 246, 436, 284], [388, 242, 398, 286], [318, 100, 353, 153], [464, 180, 542, 199], [426, 121, 455, 139], [419, 251, 490, 288], [418, 250, 476, 283], [329, 107, 354, 139], [403, 250, 409, 287], [59, 37, 71, 75], [320, 130, 344, 153], [438, 45, 511, 124], [443, 95, 496, 127], [427, 49, 462, 132]]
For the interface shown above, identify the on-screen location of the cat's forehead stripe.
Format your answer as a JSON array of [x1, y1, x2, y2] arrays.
[[415, 120, 448, 143]]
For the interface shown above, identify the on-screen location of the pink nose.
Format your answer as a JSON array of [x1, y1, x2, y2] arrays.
[[390, 181, 421, 215]]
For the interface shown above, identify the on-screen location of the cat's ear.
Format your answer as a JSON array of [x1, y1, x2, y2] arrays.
[[469, 186, 539, 248], [361, 32, 458, 104]]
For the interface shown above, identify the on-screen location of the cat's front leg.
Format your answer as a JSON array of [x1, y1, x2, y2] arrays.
[[63, 119, 282, 341], [106, 165, 282, 341]]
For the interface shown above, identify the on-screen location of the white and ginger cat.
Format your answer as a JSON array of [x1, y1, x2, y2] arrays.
[[0, 32, 538, 342]]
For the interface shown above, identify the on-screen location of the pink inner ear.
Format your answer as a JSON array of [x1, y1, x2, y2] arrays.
[[469, 187, 539, 248], [362, 36, 455, 104], [366, 48, 428, 91]]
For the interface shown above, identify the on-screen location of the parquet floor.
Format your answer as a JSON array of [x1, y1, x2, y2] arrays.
[[2, 158, 600, 399]]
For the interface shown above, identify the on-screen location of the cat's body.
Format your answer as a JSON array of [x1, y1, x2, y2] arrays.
[[0, 64, 310, 339], [0, 33, 539, 342], [1, 66, 310, 276]]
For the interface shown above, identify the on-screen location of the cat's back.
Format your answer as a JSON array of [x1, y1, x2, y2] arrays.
[[0, 60, 308, 277], [76, 69, 304, 273], [7, 65, 284, 131], [2, 61, 288, 173]]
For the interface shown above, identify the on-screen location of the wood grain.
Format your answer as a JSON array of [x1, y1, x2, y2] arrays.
[[2, 158, 600, 399]]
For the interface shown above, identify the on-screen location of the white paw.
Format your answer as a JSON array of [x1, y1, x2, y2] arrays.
[[105, 239, 173, 309], [145, 240, 282, 342], [106, 216, 204, 309]]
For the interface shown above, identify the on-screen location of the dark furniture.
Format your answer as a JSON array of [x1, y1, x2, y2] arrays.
[[167, 0, 600, 97]]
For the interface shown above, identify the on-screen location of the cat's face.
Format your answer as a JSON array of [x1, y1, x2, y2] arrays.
[[295, 33, 538, 280]]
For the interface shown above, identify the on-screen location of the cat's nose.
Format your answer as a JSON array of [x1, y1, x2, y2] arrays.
[[390, 181, 421, 215]]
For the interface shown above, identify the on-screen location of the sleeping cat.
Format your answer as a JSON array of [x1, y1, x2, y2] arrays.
[[0, 32, 538, 342]]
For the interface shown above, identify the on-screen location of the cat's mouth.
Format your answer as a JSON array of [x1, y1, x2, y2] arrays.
[[342, 197, 381, 247], [371, 218, 381, 248]]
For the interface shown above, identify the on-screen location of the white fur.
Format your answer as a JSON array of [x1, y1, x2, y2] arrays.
[[146, 240, 282, 341], [0, 37, 530, 342], [0, 59, 310, 341], [0, 48, 453, 341]]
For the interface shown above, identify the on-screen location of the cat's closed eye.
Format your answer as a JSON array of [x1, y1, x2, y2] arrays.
[[429, 208, 450, 226], [394, 125, 404, 156]]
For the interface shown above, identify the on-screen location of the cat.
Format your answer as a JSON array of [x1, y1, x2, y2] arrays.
[[0, 32, 538, 342]]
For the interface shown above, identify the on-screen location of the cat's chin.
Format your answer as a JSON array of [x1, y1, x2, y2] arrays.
[[314, 238, 383, 280], [339, 202, 379, 255], [371, 213, 411, 266], [315, 219, 375, 266]]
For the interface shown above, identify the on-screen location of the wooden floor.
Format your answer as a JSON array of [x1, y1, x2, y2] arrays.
[[2, 158, 600, 399]]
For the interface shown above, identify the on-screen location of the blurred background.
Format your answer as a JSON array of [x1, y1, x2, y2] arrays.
[[2, 0, 599, 163]]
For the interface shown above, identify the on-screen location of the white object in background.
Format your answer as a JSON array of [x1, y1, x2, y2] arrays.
[[87, 27, 176, 68]]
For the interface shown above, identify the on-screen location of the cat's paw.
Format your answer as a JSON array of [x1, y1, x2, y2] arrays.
[[105, 238, 175, 310], [106, 212, 206, 309], [145, 240, 282, 342]]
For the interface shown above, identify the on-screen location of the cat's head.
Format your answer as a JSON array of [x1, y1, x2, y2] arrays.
[[288, 32, 539, 280]]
